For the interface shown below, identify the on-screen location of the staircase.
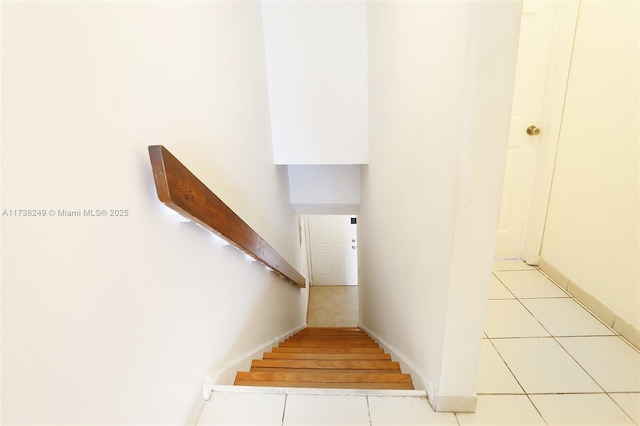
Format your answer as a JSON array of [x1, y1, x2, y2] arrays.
[[234, 327, 414, 390]]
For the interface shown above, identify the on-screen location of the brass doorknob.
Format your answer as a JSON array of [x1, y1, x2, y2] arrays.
[[526, 125, 541, 136]]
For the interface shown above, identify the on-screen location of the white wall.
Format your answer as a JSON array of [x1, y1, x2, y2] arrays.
[[359, 0, 521, 411], [263, 1, 369, 165], [288, 165, 360, 214], [1, 3, 307, 424], [540, 0, 639, 329]]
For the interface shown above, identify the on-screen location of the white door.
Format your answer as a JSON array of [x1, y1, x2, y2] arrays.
[[308, 215, 358, 285], [495, 0, 577, 259]]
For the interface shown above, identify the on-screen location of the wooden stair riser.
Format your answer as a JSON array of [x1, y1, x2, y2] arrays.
[[271, 347, 385, 354], [251, 359, 400, 370], [235, 371, 412, 384], [290, 333, 369, 338], [290, 331, 369, 336], [289, 335, 370, 340], [301, 327, 362, 331], [285, 336, 374, 342], [263, 353, 391, 360], [249, 368, 402, 374], [233, 327, 414, 391], [285, 338, 375, 344], [234, 381, 414, 390], [279, 340, 379, 348]]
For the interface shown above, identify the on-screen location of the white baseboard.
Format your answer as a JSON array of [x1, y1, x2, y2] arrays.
[[182, 323, 306, 426], [182, 382, 207, 426], [537, 256, 640, 349], [209, 384, 428, 397], [359, 325, 478, 413], [202, 324, 306, 397], [431, 393, 478, 413], [358, 325, 432, 399]]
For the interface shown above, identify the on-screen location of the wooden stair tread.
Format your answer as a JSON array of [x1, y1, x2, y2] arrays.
[[290, 333, 369, 338], [285, 339, 375, 343], [233, 327, 414, 391], [291, 334, 367, 338], [279, 340, 379, 347], [272, 347, 385, 354], [291, 331, 368, 335], [263, 352, 391, 360], [236, 371, 412, 383], [249, 368, 402, 374], [234, 381, 414, 390], [286, 335, 373, 340], [252, 359, 400, 370], [302, 327, 362, 331]]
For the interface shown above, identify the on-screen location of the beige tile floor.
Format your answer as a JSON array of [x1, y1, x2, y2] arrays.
[[198, 260, 640, 425], [306, 285, 358, 327], [471, 260, 639, 425]]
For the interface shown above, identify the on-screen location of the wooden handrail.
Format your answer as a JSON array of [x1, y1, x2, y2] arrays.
[[148, 145, 305, 288]]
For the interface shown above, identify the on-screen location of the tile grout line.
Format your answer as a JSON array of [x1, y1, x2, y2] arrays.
[[478, 391, 639, 395], [604, 393, 639, 425], [484, 336, 551, 424], [490, 268, 547, 419], [511, 269, 638, 424], [492, 265, 637, 425], [492, 267, 607, 425], [490, 296, 571, 300], [527, 270, 639, 396], [496, 269, 571, 299], [492, 272, 519, 299], [525, 393, 549, 426], [366, 395, 372, 426], [486, 337, 528, 396], [280, 393, 288, 426], [488, 334, 617, 339], [618, 335, 640, 354], [511, 283, 610, 396], [535, 267, 621, 336], [553, 338, 639, 423]]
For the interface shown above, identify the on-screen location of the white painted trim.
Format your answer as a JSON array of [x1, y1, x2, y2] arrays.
[[182, 382, 207, 426], [358, 325, 432, 399], [431, 394, 478, 413], [209, 384, 428, 397], [538, 256, 640, 349], [183, 324, 306, 425], [201, 324, 306, 399], [359, 324, 478, 413], [302, 215, 314, 286], [523, 0, 579, 264], [360, 325, 478, 412]]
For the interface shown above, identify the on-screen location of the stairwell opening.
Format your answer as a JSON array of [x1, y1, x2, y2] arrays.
[[303, 214, 359, 328]]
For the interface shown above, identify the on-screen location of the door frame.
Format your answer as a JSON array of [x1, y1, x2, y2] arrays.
[[301, 215, 315, 285], [303, 214, 359, 286], [521, 0, 579, 264]]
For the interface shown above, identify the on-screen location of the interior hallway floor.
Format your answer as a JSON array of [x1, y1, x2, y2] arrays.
[[306, 285, 359, 327], [196, 260, 639, 425]]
